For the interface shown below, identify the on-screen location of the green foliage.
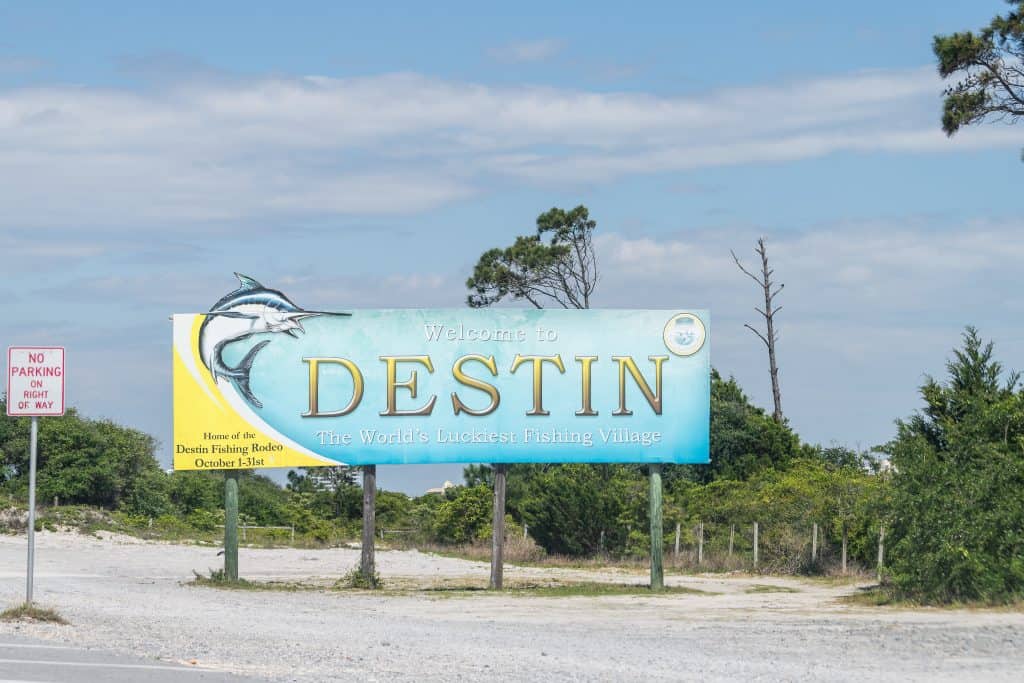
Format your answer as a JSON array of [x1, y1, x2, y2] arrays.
[[432, 485, 492, 544], [0, 405, 170, 516], [882, 328, 1024, 603], [168, 471, 221, 513], [466, 205, 598, 309], [185, 508, 222, 532], [512, 464, 642, 556], [376, 489, 414, 530], [695, 370, 802, 482], [338, 564, 382, 589], [933, 2, 1024, 136], [684, 459, 886, 572], [236, 473, 289, 525]]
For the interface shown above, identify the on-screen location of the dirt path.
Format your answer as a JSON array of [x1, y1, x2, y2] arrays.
[[1, 532, 1021, 681]]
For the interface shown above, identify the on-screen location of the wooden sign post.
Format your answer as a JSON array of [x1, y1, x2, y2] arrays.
[[224, 471, 239, 580], [361, 465, 377, 586], [490, 464, 508, 590], [649, 464, 664, 590]]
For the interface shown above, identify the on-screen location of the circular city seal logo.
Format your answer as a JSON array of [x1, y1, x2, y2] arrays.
[[663, 313, 706, 356]]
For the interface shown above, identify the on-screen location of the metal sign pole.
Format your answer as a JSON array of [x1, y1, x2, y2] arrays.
[[27, 416, 38, 604]]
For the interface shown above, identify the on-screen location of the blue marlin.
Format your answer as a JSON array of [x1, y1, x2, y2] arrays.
[[198, 273, 349, 409]]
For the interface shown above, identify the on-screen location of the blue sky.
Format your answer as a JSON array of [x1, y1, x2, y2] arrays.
[[2, 1, 1023, 494]]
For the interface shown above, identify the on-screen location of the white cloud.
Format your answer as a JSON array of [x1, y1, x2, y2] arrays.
[[596, 218, 1024, 316], [593, 219, 1024, 446], [487, 39, 565, 63], [0, 67, 1021, 227]]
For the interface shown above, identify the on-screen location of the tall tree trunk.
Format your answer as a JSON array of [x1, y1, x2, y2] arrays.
[[732, 238, 784, 422]]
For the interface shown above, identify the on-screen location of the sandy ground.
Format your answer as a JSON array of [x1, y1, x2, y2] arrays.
[[1, 531, 1022, 681]]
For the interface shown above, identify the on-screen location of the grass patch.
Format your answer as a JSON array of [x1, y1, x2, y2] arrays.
[[843, 587, 900, 606], [188, 569, 315, 592], [335, 564, 384, 590], [424, 581, 712, 598], [841, 586, 1024, 610], [513, 582, 709, 597], [746, 584, 800, 594], [1, 603, 68, 624]]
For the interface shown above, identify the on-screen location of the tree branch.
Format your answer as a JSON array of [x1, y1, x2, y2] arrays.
[[744, 323, 770, 347]]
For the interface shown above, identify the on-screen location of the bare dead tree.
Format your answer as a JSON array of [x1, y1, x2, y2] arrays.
[[732, 238, 784, 422]]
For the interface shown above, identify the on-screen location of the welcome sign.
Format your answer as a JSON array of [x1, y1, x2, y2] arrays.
[[173, 275, 710, 470]]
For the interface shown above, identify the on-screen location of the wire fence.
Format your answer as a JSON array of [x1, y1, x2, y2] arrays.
[[663, 520, 885, 576]]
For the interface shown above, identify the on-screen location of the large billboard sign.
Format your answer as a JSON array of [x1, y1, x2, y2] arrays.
[[173, 275, 710, 470]]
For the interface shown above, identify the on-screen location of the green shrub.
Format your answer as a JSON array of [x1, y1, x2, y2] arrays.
[[883, 329, 1024, 603], [432, 485, 492, 544]]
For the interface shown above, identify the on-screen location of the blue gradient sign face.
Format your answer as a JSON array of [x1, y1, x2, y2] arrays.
[[174, 292, 709, 469]]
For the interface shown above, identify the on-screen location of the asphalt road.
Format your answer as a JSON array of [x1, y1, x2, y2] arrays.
[[0, 636, 263, 683]]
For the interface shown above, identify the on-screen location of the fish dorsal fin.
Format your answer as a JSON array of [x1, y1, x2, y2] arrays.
[[234, 273, 263, 291]]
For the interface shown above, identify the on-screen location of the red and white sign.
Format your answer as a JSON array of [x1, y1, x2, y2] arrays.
[[6, 347, 65, 417]]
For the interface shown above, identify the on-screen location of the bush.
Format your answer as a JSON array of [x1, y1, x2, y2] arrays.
[[186, 509, 222, 533], [883, 329, 1024, 603], [432, 485, 492, 544]]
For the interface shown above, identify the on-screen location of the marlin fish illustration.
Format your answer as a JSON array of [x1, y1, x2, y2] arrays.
[[199, 273, 350, 409]]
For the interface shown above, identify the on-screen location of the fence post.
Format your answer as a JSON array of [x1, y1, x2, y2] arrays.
[[729, 525, 735, 557], [877, 524, 885, 582], [291, 526, 295, 543], [674, 523, 681, 559], [697, 521, 704, 565], [599, 529, 605, 553], [753, 522, 759, 569], [812, 522, 818, 563], [524, 523, 528, 540]]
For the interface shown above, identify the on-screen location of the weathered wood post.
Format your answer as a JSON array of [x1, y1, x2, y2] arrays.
[[729, 524, 735, 557], [490, 464, 507, 590], [697, 521, 704, 565], [812, 522, 818, 563], [877, 524, 885, 582], [224, 471, 239, 581], [841, 524, 848, 575], [360, 465, 377, 587], [674, 522, 681, 559], [523, 523, 528, 540], [753, 521, 759, 569], [649, 464, 664, 590]]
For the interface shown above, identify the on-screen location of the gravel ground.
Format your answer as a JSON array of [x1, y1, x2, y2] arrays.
[[1, 531, 1022, 681]]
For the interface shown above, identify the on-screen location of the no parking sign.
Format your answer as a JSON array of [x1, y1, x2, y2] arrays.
[[6, 345, 64, 604], [6, 346, 65, 417]]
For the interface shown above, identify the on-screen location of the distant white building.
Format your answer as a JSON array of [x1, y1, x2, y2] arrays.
[[425, 480, 456, 495], [306, 466, 354, 492]]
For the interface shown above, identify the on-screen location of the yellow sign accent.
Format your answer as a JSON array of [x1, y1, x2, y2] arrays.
[[172, 315, 335, 470]]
